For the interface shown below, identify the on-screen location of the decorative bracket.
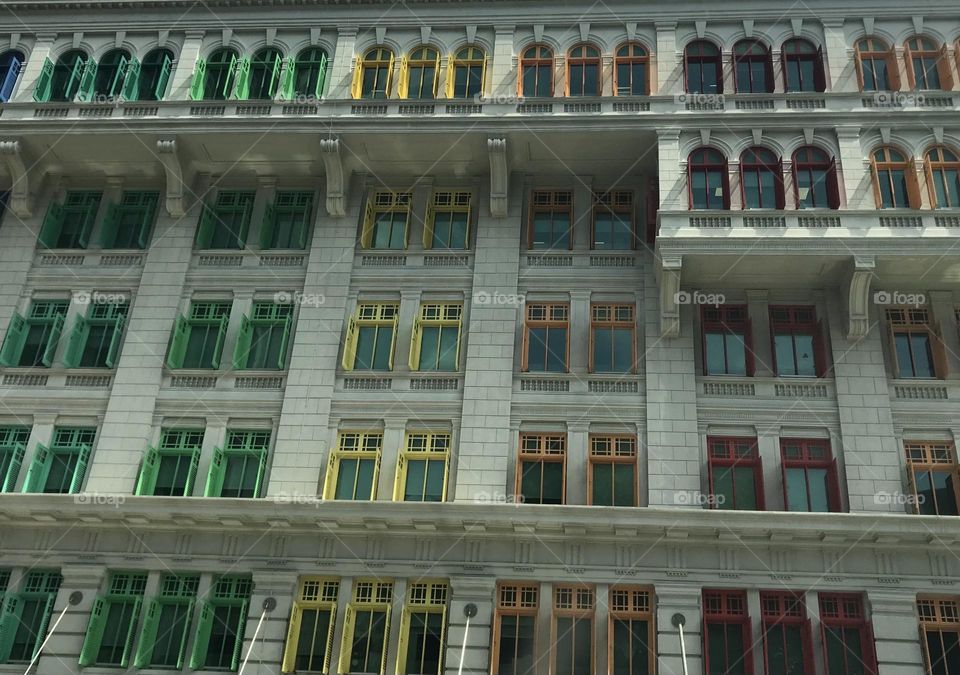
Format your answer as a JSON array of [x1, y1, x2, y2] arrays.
[[319, 138, 347, 217], [847, 255, 876, 340], [487, 138, 508, 218], [0, 140, 32, 217], [156, 138, 186, 217], [658, 255, 683, 337]]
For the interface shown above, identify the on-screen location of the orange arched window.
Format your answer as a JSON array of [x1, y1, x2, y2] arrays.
[[870, 146, 919, 208], [855, 37, 899, 91], [904, 36, 952, 90], [567, 44, 601, 96], [733, 40, 773, 93], [924, 146, 960, 209], [520, 44, 553, 97], [613, 42, 649, 95]]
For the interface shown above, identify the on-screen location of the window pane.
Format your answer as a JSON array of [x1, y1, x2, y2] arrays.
[[910, 333, 934, 378], [593, 327, 613, 372], [894, 333, 914, 377], [613, 463, 635, 506], [706, 624, 727, 674], [583, 64, 598, 95], [807, 467, 830, 512], [546, 328, 567, 372], [733, 466, 757, 510], [419, 326, 441, 370], [437, 326, 459, 371], [335, 458, 358, 499], [774, 334, 797, 375], [520, 461, 543, 503], [542, 461, 564, 504], [592, 463, 612, 506], [612, 328, 634, 372], [405, 612, 443, 675], [155, 454, 190, 496], [151, 603, 189, 667], [373, 326, 394, 370], [527, 327, 548, 371], [705, 332, 727, 375], [713, 466, 735, 508], [573, 617, 592, 674], [424, 459, 445, 502], [556, 617, 574, 674], [785, 468, 809, 511], [404, 459, 426, 501], [724, 333, 747, 375], [296, 608, 332, 671]]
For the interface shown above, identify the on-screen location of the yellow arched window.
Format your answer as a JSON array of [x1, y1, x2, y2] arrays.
[[351, 47, 394, 99], [447, 46, 486, 98], [399, 47, 439, 99]]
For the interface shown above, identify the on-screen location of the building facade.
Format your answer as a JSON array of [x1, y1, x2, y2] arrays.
[[0, 0, 959, 673]]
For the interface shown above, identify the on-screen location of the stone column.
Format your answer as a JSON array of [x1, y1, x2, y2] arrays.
[[655, 23, 679, 96], [821, 19, 850, 92], [929, 290, 960, 377], [746, 289, 773, 377], [657, 129, 685, 211], [168, 31, 205, 100], [377, 417, 406, 501], [835, 126, 864, 209], [868, 589, 925, 673], [13, 33, 55, 103], [443, 576, 495, 675], [491, 26, 517, 99], [656, 584, 703, 675], [566, 421, 589, 505], [36, 565, 105, 675], [237, 571, 300, 671], [328, 27, 358, 99]]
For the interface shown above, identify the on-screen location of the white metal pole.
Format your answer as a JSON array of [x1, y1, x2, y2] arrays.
[[457, 615, 472, 675], [23, 603, 71, 675], [678, 622, 690, 675], [238, 607, 269, 675]]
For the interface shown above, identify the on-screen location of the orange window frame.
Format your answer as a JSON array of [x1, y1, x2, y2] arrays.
[[924, 146, 960, 208], [917, 595, 960, 674], [870, 146, 921, 209], [521, 302, 570, 372], [854, 37, 900, 91], [550, 585, 595, 675], [885, 307, 948, 379], [613, 42, 650, 95], [566, 44, 601, 96], [588, 435, 638, 506], [492, 582, 540, 675], [608, 586, 655, 674], [591, 190, 635, 249], [589, 303, 637, 373], [528, 189, 573, 250], [516, 432, 566, 505], [519, 44, 554, 97], [904, 441, 960, 515]]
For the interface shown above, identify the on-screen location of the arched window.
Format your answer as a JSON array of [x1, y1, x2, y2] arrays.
[[137, 48, 174, 101], [403, 47, 439, 99], [613, 42, 649, 96], [0, 50, 25, 102], [740, 147, 783, 209], [353, 47, 393, 99], [904, 36, 952, 90], [49, 50, 88, 102], [202, 48, 239, 100], [246, 47, 283, 100], [684, 41, 722, 94], [870, 146, 919, 209], [733, 40, 773, 93], [855, 37, 899, 91], [567, 44, 601, 96], [792, 147, 840, 209], [688, 148, 729, 210], [782, 39, 826, 93], [92, 49, 131, 100], [288, 47, 328, 100], [520, 44, 553, 97], [924, 146, 960, 209], [449, 46, 485, 99]]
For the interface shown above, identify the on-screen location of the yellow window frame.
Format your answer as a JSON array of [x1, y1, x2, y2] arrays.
[[445, 46, 487, 98], [352, 48, 394, 99], [338, 579, 394, 675], [423, 190, 472, 249], [409, 303, 463, 372], [281, 577, 340, 673], [400, 48, 440, 99], [393, 432, 451, 501], [341, 302, 399, 371], [396, 580, 448, 675], [360, 190, 412, 249], [322, 431, 383, 500]]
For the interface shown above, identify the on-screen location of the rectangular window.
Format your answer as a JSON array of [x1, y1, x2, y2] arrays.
[[702, 305, 753, 376], [424, 191, 471, 250], [339, 579, 393, 675], [342, 303, 399, 371], [0, 426, 31, 493], [918, 596, 960, 675], [0, 570, 62, 665], [590, 304, 636, 373], [493, 583, 538, 675], [517, 433, 565, 505], [133, 574, 200, 669], [528, 190, 573, 249], [100, 191, 159, 249], [282, 577, 340, 673], [905, 442, 960, 516], [135, 428, 204, 497], [608, 586, 655, 675], [63, 300, 128, 369], [361, 191, 411, 250], [189, 576, 252, 671], [781, 439, 841, 513], [0, 300, 69, 368], [394, 432, 450, 502], [703, 590, 753, 675], [410, 303, 462, 372], [818, 594, 877, 675], [166, 301, 231, 370], [261, 191, 314, 250], [22, 426, 96, 494], [589, 435, 637, 506], [79, 572, 148, 668], [552, 586, 594, 675], [886, 308, 947, 379], [760, 591, 813, 675], [38, 191, 101, 249], [195, 190, 255, 250], [592, 191, 634, 250], [708, 437, 764, 511], [397, 581, 448, 675], [324, 432, 382, 500], [233, 302, 293, 370], [204, 429, 271, 498], [522, 303, 569, 373], [770, 306, 825, 377]]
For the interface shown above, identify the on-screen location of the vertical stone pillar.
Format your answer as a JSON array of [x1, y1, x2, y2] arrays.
[[835, 126, 865, 209], [491, 26, 517, 99], [37, 565, 105, 675], [657, 129, 685, 210], [656, 23, 679, 96], [443, 577, 495, 675], [867, 589, 925, 673], [13, 33, 55, 102], [746, 289, 773, 377], [821, 19, 850, 92], [168, 31, 205, 100], [328, 27, 358, 99], [656, 585, 702, 675]]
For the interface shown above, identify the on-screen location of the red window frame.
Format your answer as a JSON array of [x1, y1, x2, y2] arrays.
[[769, 305, 828, 377], [701, 305, 754, 376], [792, 146, 841, 209], [760, 591, 814, 675], [688, 147, 730, 210], [782, 38, 826, 93], [740, 146, 785, 209], [780, 439, 842, 513], [707, 437, 765, 511], [703, 589, 754, 675], [732, 39, 774, 93], [818, 593, 878, 675], [684, 40, 723, 94]]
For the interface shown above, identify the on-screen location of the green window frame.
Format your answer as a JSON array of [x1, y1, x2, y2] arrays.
[[323, 432, 382, 501], [135, 49, 173, 102], [190, 49, 239, 101], [134, 429, 204, 497], [281, 577, 340, 673], [88, 49, 131, 101], [588, 435, 637, 507], [260, 191, 314, 250], [0, 426, 31, 493], [190, 576, 251, 671], [341, 303, 398, 372], [99, 191, 159, 249], [166, 301, 231, 370], [409, 304, 462, 372], [338, 580, 393, 675], [393, 432, 449, 502], [247, 48, 283, 100], [21, 426, 95, 495], [35, 50, 87, 102], [134, 574, 199, 669], [279, 48, 328, 101], [63, 300, 128, 369], [0, 570, 62, 665], [204, 430, 271, 499], [38, 190, 101, 250], [79, 572, 147, 668], [233, 302, 293, 370], [195, 191, 256, 250], [0, 300, 69, 368]]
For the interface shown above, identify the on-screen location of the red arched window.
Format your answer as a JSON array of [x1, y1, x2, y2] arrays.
[[520, 44, 553, 97], [782, 39, 826, 93], [870, 146, 919, 208], [733, 40, 773, 93], [567, 44, 601, 96], [688, 148, 729, 210], [904, 36, 953, 90], [684, 41, 722, 94], [855, 37, 899, 91], [740, 147, 783, 209], [792, 147, 840, 209], [924, 146, 960, 209], [613, 42, 649, 95]]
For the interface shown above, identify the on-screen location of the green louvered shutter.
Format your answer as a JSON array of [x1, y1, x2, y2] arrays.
[[166, 315, 189, 369], [279, 57, 295, 100], [155, 53, 173, 100], [189, 602, 214, 669], [78, 598, 108, 666], [232, 57, 250, 99], [0, 313, 27, 366], [0, 594, 24, 662], [20, 444, 51, 493], [104, 314, 126, 368], [316, 52, 328, 98], [68, 444, 91, 493], [134, 446, 159, 496], [30, 595, 56, 659], [277, 314, 292, 369], [188, 58, 206, 100], [258, 201, 276, 249], [66, 55, 85, 99], [120, 57, 140, 101], [63, 314, 89, 368], [204, 447, 225, 497], [38, 202, 64, 249], [133, 599, 160, 667], [230, 599, 250, 670], [0, 443, 25, 492], [194, 205, 215, 249], [232, 314, 252, 370], [76, 59, 98, 102], [119, 597, 142, 667], [33, 57, 54, 102], [210, 315, 228, 369], [174, 599, 194, 668], [76, 201, 97, 249], [40, 313, 64, 367], [98, 203, 121, 248], [184, 449, 201, 496]]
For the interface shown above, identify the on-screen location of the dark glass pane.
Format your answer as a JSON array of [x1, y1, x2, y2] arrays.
[[555, 617, 574, 675], [613, 463, 635, 506], [335, 458, 358, 499], [612, 328, 634, 373], [583, 64, 598, 96], [527, 327, 548, 371], [807, 467, 830, 512], [296, 608, 332, 671], [593, 327, 613, 373], [705, 332, 727, 375], [373, 326, 394, 370], [542, 461, 564, 504], [774, 334, 797, 375], [713, 466, 735, 508], [520, 461, 543, 503], [437, 327, 458, 371], [733, 466, 757, 509], [43, 452, 77, 493], [151, 603, 189, 666], [894, 333, 914, 377], [546, 328, 567, 372], [785, 468, 809, 511], [593, 463, 612, 506], [154, 454, 190, 496], [910, 333, 935, 378], [725, 333, 747, 375], [424, 459, 445, 502], [404, 459, 426, 501]]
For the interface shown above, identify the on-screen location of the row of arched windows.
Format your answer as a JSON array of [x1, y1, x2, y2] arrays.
[[28, 48, 173, 103], [353, 46, 486, 99], [191, 47, 328, 101]]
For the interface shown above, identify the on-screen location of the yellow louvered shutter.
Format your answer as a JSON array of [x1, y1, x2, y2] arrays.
[[280, 603, 301, 673], [394, 607, 411, 674], [337, 604, 354, 674], [341, 313, 358, 371], [350, 56, 363, 99], [398, 55, 409, 99], [444, 55, 455, 98]]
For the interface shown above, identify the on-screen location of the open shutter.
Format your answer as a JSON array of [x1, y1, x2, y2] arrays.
[[905, 466, 919, 514], [194, 204, 216, 249], [133, 599, 161, 668], [33, 57, 54, 102], [744, 316, 756, 376], [388, 317, 397, 371], [378, 608, 391, 675], [870, 155, 883, 208], [109, 55, 129, 96], [77, 201, 97, 249], [394, 607, 411, 674], [174, 599, 194, 669], [791, 159, 802, 207], [386, 53, 396, 97], [408, 315, 422, 370], [188, 58, 206, 100], [422, 198, 435, 248], [279, 57, 295, 100], [155, 53, 173, 100], [721, 164, 731, 209], [904, 42, 917, 90], [315, 52, 328, 98], [937, 43, 954, 90], [189, 602, 214, 669], [338, 604, 355, 675], [210, 315, 228, 369], [481, 54, 489, 96], [270, 52, 283, 98], [393, 453, 406, 501], [204, 446, 226, 497], [932, 322, 949, 379], [134, 446, 160, 496], [63, 314, 90, 368], [813, 319, 828, 377], [341, 315, 357, 371], [0, 313, 26, 366], [76, 59, 98, 102], [741, 618, 754, 675], [323, 605, 337, 673], [105, 314, 127, 368], [295, 205, 310, 249], [906, 158, 923, 209], [120, 597, 143, 667], [41, 313, 65, 367], [78, 598, 108, 666], [229, 55, 248, 99], [21, 444, 51, 493], [444, 55, 455, 98], [827, 458, 842, 512], [775, 158, 786, 209], [887, 47, 901, 91], [28, 595, 55, 660], [0, 594, 24, 662], [360, 197, 375, 248], [259, 201, 277, 249], [397, 55, 409, 99], [813, 46, 827, 92], [99, 203, 121, 248], [280, 603, 302, 673], [371, 453, 382, 500], [230, 599, 250, 671], [0, 55, 22, 102], [863, 619, 878, 674], [137, 201, 155, 249], [1, 443, 25, 492], [854, 42, 865, 90], [322, 450, 338, 499], [166, 315, 189, 369], [232, 314, 252, 370], [276, 314, 292, 369], [432, 53, 441, 98], [350, 56, 363, 99], [826, 158, 841, 209], [924, 155, 937, 207], [251, 451, 267, 498], [68, 444, 91, 493], [120, 57, 141, 101], [38, 202, 64, 249]]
